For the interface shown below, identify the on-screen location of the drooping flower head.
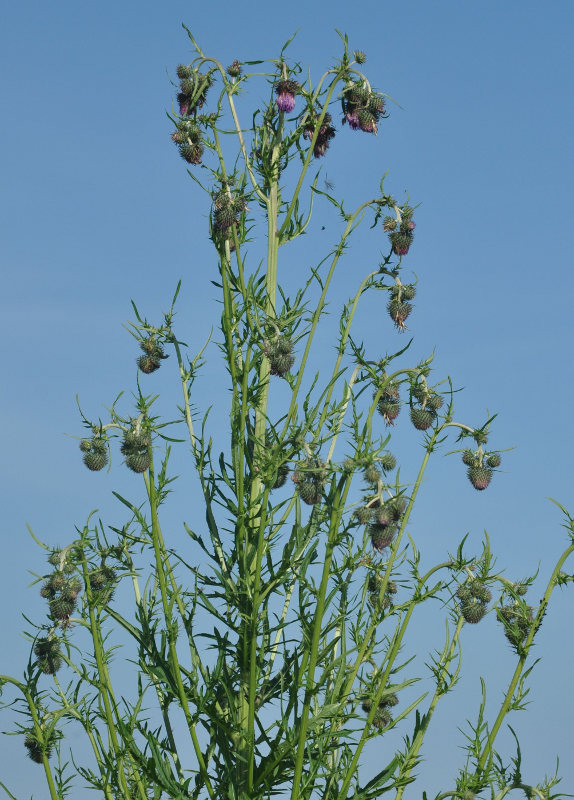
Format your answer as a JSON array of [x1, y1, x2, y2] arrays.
[[303, 111, 336, 158], [275, 79, 299, 113]]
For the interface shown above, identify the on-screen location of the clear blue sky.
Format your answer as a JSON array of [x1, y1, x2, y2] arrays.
[[1, 1, 573, 797]]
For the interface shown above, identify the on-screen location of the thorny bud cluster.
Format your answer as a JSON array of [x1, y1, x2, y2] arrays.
[[120, 426, 152, 474], [461, 448, 502, 491], [79, 435, 108, 472], [342, 80, 386, 134], [456, 580, 492, 624], [497, 599, 537, 652], [361, 690, 399, 731], [365, 495, 407, 552], [388, 281, 416, 331], [292, 458, 327, 505], [303, 111, 336, 159], [137, 335, 168, 375], [367, 573, 398, 613], [383, 205, 416, 256], [263, 334, 295, 378], [409, 379, 443, 431]]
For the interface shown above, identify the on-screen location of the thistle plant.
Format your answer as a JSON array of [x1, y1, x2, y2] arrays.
[[2, 28, 574, 800]]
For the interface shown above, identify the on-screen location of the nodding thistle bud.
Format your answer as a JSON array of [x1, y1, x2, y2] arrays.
[[353, 50, 367, 64], [176, 64, 193, 80], [126, 451, 151, 473], [34, 637, 63, 675], [498, 603, 535, 650], [342, 81, 386, 134], [461, 601, 487, 624], [369, 522, 397, 552], [462, 450, 476, 467], [389, 230, 413, 256], [380, 452, 397, 472], [89, 566, 116, 605], [137, 337, 168, 374], [303, 111, 336, 158], [354, 506, 373, 525], [82, 437, 108, 472], [364, 464, 381, 486], [409, 407, 436, 431], [263, 335, 295, 378], [179, 142, 204, 165], [361, 692, 397, 730], [49, 596, 76, 620], [467, 465, 493, 491], [293, 458, 326, 506], [383, 216, 397, 232], [121, 427, 152, 473], [226, 59, 242, 78], [486, 453, 502, 468], [275, 79, 299, 113], [388, 298, 413, 331], [376, 382, 401, 425], [24, 730, 54, 764], [272, 463, 290, 489]]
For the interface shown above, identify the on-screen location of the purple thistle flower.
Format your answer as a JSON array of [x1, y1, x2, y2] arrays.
[[345, 111, 360, 130], [275, 79, 299, 114]]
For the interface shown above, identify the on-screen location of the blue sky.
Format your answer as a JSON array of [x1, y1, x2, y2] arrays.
[[1, 1, 573, 797]]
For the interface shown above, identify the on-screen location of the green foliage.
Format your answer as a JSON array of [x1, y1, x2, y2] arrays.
[[1, 28, 573, 800]]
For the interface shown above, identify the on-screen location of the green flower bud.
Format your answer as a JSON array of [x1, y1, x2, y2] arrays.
[[467, 465, 493, 491], [379, 452, 397, 472], [486, 453, 501, 468], [176, 64, 193, 80], [354, 506, 372, 525], [461, 450, 476, 467], [83, 451, 108, 472], [409, 407, 436, 431], [363, 464, 381, 485], [461, 601, 487, 624], [272, 463, 290, 489], [126, 450, 151, 474]]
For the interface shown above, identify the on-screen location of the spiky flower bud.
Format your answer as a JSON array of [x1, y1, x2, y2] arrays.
[[126, 451, 151, 474], [137, 355, 161, 374], [272, 463, 290, 489], [497, 603, 534, 649], [79, 439, 91, 453], [380, 452, 397, 472], [389, 230, 413, 256], [354, 506, 372, 525], [353, 50, 367, 64], [179, 142, 204, 165], [176, 64, 193, 80], [263, 336, 295, 377], [49, 596, 76, 620], [461, 450, 476, 467], [24, 731, 53, 764], [275, 80, 299, 113], [486, 453, 501, 468], [469, 580, 492, 603], [388, 298, 413, 330], [370, 523, 397, 552], [401, 284, 417, 301], [426, 393, 444, 411], [293, 458, 326, 505], [383, 216, 397, 232], [363, 464, 381, 485], [83, 450, 108, 472], [226, 59, 242, 78], [467, 465, 493, 491], [34, 637, 63, 674], [409, 407, 436, 431], [461, 601, 487, 624]]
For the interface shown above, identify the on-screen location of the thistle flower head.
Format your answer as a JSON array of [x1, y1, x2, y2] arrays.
[[275, 80, 299, 113]]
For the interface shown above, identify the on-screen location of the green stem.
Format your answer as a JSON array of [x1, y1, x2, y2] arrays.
[[145, 463, 216, 800], [475, 542, 574, 776], [394, 617, 465, 800]]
